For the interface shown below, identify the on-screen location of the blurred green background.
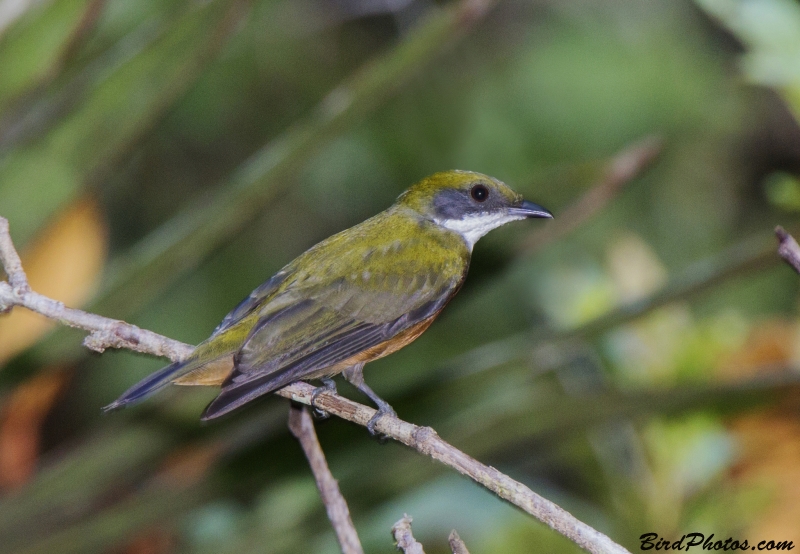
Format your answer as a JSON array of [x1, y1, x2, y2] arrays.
[[1, 0, 800, 552]]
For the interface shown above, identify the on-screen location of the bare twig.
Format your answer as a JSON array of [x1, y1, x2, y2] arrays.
[[280, 383, 629, 554], [0, 216, 630, 554], [0, 219, 193, 358], [391, 517, 472, 554], [288, 404, 364, 554], [775, 226, 800, 275], [519, 135, 663, 254], [0, 217, 29, 296], [449, 530, 471, 554], [392, 515, 426, 554]]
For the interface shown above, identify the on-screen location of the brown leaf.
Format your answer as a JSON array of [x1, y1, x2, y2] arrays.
[[729, 413, 800, 544], [721, 319, 800, 543], [0, 369, 70, 488], [117, 528, 176, 554], [156, 442, 224, 486], [715, 319, 798, 379]]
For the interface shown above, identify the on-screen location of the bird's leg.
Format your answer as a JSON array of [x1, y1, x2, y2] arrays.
[[343, 363, 396, 435], [310, 377, 337, 419]]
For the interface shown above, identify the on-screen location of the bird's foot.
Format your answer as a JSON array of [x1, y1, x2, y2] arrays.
[[366, 403, 397, 436], [341, 364, 397, 437], [311, 378, 337, 419]]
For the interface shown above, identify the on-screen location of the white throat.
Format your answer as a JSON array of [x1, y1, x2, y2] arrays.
[[436, 212, 525, 250]]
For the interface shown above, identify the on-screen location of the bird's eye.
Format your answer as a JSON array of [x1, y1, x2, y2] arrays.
[[470, 184, 489, 202]]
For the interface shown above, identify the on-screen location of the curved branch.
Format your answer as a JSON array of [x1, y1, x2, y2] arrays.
[[0, 216, 630, 554]]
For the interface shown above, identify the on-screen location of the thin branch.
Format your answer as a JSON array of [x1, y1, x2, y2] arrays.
[[392, 515, 425, 554], [392, 517, 472, 554], [288, 404, 364, 554], [449, 530, 471, 554], [0, 220, 192, 359], [775, 226, 800, 275], [281, 383, 629, 554], [0, 216, 630, 554], [519, 135, 663, 255], [0, 217, 29, 297]]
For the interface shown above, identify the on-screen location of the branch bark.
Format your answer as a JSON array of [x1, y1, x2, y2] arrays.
[[286, 383, 628, 554], [775, 226, 800, 275], [288, 404, 364, 554], [449, 530, 471, 554], [392, 516, 472, 554], [392, 515, 425, 554], [0, 215, 630, 554]]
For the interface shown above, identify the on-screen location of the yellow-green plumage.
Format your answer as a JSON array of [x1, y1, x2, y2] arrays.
[[105, 170, 551, 424]]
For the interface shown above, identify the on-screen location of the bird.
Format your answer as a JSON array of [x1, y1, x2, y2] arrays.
[[105, 170, 552, 433]]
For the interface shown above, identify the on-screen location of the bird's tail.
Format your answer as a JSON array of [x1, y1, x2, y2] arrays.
[[103, 359, 190, 412]]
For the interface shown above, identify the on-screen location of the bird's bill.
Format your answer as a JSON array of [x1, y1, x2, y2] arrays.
[[508, 200, 553, 218]]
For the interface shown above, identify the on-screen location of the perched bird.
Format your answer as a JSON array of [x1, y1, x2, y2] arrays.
[[105, 170, 552, 432]]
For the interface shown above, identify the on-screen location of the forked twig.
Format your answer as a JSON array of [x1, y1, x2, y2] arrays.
[[0, 216, 630, 554], [392, 516, 473, 554], [280, 382, 627, 554]]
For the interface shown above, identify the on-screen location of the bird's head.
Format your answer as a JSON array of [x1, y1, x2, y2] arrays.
[[396, 170, 552, 249]]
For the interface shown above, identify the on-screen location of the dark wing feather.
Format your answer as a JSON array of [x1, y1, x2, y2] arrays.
[[211, 270, 289, 336], [201, 295, 448, 420]]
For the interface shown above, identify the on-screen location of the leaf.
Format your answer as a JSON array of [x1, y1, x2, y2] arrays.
[[0, 370, 70, 488], [696, 0, 800, 120]]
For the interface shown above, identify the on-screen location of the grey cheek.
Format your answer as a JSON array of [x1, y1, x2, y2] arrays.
[[433, 189, 469, 219], [433, 189, 510, 220]]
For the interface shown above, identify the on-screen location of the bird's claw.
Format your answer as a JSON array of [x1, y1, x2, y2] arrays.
[[366, 405, 397, 436], [311, 378, 337, 420]]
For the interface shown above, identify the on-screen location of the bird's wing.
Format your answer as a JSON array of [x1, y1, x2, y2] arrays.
[[201, 221, 468, 419], [210, 270, 290, 336]]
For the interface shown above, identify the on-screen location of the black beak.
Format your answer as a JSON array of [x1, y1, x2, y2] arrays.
[[508, 199, 553, 219]]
